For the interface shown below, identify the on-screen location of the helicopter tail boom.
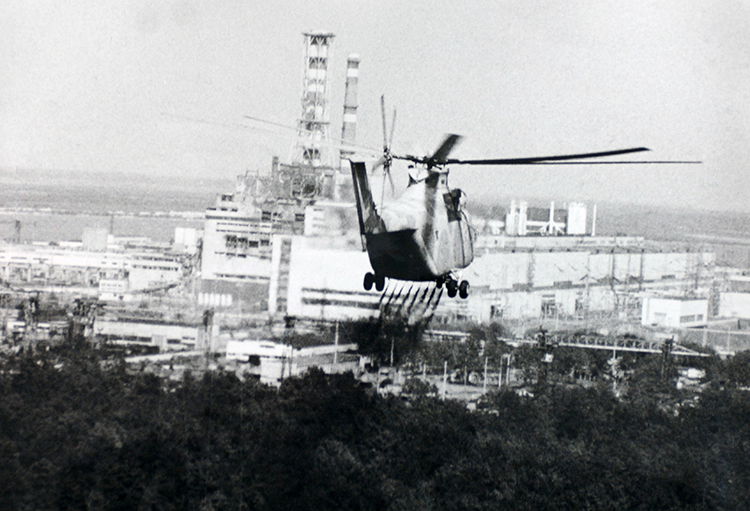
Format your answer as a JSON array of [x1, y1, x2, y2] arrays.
[[350, 161, 386, 246]]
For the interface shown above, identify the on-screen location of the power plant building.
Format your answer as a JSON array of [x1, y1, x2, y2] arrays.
[[195, 30, 719, 329], [198, 31, 354, 308], [267, 234, 715, 323]]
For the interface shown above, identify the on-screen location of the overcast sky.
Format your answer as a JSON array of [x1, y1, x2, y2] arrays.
[[1, 0, 748, 211]]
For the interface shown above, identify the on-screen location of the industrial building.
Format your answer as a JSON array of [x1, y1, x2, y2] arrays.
[[267, 233, 715, 324], [0, 243, 184, 298], [641, 295, 709, 328], [719, 274, 750, 319], [94, 317, 205, 351], [198, 31, 362, 308]]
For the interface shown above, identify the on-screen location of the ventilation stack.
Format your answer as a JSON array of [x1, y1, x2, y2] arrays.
[[339, 54, 360, 171], [518, 200, 528, 236], [294, 31, 335, 167]]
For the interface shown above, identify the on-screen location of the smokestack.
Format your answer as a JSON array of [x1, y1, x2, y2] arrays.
[[339, 54, 359, 170], [591, 203, 597, 236], [519, 200, 528, 236], [548, 201, 555, 234], [506, 199, 517, 235]]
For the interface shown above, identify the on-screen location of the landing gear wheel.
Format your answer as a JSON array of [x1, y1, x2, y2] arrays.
[[459, 280, 470, 299], [435, 276, 445, 289], [363, 272, 374, 291], [375, 274, 386, 292], [446, 279, 458, 298]]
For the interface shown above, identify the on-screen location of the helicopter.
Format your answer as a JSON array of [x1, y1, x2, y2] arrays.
[[351, 97, 698, 299]]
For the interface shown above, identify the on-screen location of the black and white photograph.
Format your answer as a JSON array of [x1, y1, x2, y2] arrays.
[[1, 1, 749, 509]]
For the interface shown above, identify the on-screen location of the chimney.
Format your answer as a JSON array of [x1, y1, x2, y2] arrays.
[[339, 54, 360, 170], [519, 200, 528, 236], [548, 201, 555, 234]]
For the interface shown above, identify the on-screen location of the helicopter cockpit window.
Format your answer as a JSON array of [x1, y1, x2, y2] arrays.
[[443, 190, 461, 222]]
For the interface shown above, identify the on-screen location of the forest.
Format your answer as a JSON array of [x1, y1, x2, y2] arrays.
[[1, 339, 749, 510]]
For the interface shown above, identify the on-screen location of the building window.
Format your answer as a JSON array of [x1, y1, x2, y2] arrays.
[[541, 295, 557, 317]]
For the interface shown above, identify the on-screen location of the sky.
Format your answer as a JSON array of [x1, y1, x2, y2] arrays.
[[1, 0, 748, 212]]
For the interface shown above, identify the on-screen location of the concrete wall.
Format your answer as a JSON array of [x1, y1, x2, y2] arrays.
[[720, 293, 750, 319], [282, 236, 374, 320]]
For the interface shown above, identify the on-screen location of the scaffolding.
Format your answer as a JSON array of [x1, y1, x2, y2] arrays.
[[294, 31, 335, 167]]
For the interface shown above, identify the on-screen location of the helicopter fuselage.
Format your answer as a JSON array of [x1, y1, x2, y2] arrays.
[[350, 161, 474, 283]]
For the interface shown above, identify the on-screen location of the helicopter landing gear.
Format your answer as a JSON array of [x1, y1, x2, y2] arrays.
[[440, 275, 469, 299], [364, 272, 385, 292], [446, 278, 458, 298], [458, 280, 470, 299], [375, 274, 385, 291]]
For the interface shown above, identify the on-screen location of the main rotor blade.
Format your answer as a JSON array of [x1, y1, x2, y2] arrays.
[[386, 163, 396, 194], [484, 160, 703, 165], [388, 108, 397, 149], [243, 115, 380, 155], [380, 95, 389, 150], [168, 111, 380, 155], [244, 114, 305, 134], [444, 147, 650, 165], [430, 134, 463, 163]]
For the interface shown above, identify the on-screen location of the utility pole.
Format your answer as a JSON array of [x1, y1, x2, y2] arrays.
[[389, 335, 395, 367], [660, 336, 674, 383], [333, 321, 339, 365], [536, 328, 557, 388], [584, 253, 591, 330], [498, 356, 504, 389], [483, 356, 488, 392], [202, 309, 214, 372], [500, 353, 512, 388], [506, 353, 512, 386], [442, 360, 448, 400]]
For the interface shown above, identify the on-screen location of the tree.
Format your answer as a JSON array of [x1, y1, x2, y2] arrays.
[[723, 350, 750, 387]]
